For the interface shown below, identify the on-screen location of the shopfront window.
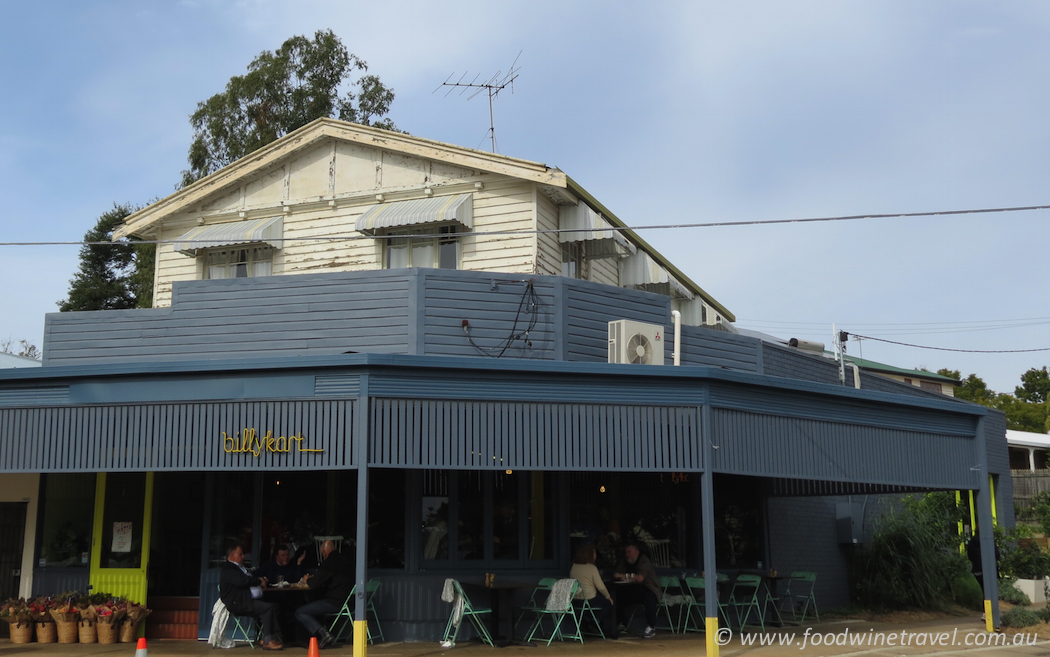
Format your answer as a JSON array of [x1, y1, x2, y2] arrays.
[[36, 474, 95, 568], [260, 471, 357, 568], [368, 469, 405, 569], [713, 474, 765, 569], [208, 472, 257, 568], [569, 472, 694, 569], [419, 470, 555, 565]]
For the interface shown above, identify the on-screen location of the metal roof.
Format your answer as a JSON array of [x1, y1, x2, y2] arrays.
[[172, 216, 284, 255], [355, 193, 473, 235]]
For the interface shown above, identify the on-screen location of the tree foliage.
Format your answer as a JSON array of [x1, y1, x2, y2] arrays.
[[181, 29, 397, 187], [59, 204, 151, 311], [938, 367, 1049, 433]]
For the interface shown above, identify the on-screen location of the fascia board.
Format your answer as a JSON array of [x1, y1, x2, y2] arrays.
[[114, 118, 567, 239]]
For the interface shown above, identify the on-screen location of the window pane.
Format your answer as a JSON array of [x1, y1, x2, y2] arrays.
[[457, 472, 483, 560], [37, 474, 95, 568], [387, 241, 409, 269], [209, 472, 256, 568], [99, 473, 147, 569], [421, 471, 449, 561], [208, 265, 227, 280], [252, 260, 271, 277], [438, 240, 457, 269], [411, 240, 435, 269], [492, 472, 520, 560], [369, 470, 405, 568]]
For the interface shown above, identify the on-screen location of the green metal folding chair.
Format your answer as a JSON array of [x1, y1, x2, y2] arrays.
[[515, 577, 557, 629], [781, 571, 819, 623], [442, 579, 494, 647], [574, 595, 606, 639], [727, 574, 765, 631], [526, 579, 583, 646], [217, 585, 257, 649], [655, 576, 687, 634], [328, 578, 384, 644], [682, 575, 730, 632]]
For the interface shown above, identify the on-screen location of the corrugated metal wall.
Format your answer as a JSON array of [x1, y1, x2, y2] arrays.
[[563, 279, 669, 362], [371, 399, 700, 471], [710, 408, 977, 489], [0, 400, 354, 472]]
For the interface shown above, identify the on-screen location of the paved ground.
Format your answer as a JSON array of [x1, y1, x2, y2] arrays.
[[2, 615, 1048, 657]]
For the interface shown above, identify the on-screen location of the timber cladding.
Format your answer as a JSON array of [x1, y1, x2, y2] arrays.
[[0, 400, 354, 472]]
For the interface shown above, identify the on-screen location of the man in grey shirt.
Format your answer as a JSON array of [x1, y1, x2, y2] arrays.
[[614, 543, 661, 638]]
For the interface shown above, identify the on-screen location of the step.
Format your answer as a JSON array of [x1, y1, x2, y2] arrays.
[[146, 622, 198, 640]]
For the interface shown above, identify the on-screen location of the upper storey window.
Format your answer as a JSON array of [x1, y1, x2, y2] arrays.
[[356, 193, 473, 271], [386, 226, 458, 270], [205, 246, 273, 279], [171, 216, 283, 280]]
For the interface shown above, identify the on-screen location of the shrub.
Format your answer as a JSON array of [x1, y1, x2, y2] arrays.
[[1037, 605, 1050, 623], [1000, 539, 1050, 580], [999, 578, 1032, 606], [1001, 607, 1041, 628], [851, 494, 970, 610], [952, 573, 983, 611]]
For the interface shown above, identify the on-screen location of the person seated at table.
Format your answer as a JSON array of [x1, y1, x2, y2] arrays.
[[614, 543, 660, 639], [257, 544, 305, 584], [219, 544, 283, 650], [570, 544, 616, 640], [295, 540, 353, 649]]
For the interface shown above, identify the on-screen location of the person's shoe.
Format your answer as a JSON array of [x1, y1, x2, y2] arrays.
[[261, 638, 284, 650], [617, 624, 628, 635], [317, 628, 335, 649], [643, 626, 656, 639]]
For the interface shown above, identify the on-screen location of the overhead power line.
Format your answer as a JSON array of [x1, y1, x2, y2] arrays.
[[3, 202, 1050, 248], [848, 333, 1050, 354]]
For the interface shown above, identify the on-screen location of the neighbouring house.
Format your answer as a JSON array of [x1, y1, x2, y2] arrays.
[[0, 119, 1010, 641], [0, 353, 42, 369]]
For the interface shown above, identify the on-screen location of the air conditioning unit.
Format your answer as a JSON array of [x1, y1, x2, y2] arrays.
[[608, 320, 665, 365]]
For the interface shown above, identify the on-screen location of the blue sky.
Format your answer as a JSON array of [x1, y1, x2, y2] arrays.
[[2, 1, 1049, 394]]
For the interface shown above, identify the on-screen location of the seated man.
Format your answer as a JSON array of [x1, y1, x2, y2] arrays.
[[614, 543, 660, 639], [295, 540, 353, 648], [219, 544, 283, 650], [256, 544, 304, 584]]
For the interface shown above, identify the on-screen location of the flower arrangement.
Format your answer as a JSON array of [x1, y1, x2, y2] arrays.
[[0, 598, 32, 625], [48, 592, 80, 623], [93, 596, 127, 624]]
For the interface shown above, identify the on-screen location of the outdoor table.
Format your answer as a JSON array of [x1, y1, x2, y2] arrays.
[[262, 583, 311, 642], [482, 581, 540, 647]]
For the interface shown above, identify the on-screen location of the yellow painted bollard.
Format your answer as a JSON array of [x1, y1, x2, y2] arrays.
[[354, 619, 368, 657], [985, 600, 994, 633], [706, 617, 720, 657]]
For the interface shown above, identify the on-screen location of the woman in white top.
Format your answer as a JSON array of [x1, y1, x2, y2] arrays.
[[569, 544, 616, 639]]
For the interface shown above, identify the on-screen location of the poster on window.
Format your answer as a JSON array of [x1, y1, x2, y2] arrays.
[[112, 522, 133, 553]]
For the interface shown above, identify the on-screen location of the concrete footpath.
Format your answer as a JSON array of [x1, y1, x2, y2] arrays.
[[2, 616, 1048, 657]]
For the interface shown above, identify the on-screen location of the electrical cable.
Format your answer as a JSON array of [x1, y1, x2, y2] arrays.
[[848, 333, 1050, 354], [463, 279, 541, 358], [5, 201, 1050, 248]]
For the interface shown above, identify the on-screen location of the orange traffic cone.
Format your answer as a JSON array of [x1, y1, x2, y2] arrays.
[[134, 637, 148, 656], [308, 636, 320, 657]]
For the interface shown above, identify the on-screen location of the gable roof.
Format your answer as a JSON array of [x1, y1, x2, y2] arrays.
[[0, 352, 42, 368], [842, 354, 960, 385], [115, 117, 734, 321]]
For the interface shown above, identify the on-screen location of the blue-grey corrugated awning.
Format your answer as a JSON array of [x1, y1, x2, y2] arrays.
[[355, 193, 473, 235], [173, 216, 284, 256]]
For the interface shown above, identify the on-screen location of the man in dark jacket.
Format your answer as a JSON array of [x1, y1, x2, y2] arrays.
[[295, 540, 353, 648], [614, 543, 661, 639], [219, 544, 283, 650]]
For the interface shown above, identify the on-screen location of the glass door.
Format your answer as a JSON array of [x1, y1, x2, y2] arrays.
[[89, 473, 153, 605]]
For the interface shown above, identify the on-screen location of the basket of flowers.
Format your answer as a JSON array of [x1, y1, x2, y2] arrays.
[[76, 592, 108, 643], [120, 600, 151, 642], [94, 597, 127, 644], [49, 593, 80, 643], [29, 596, 55, 643], [0, 598, 34, 644]]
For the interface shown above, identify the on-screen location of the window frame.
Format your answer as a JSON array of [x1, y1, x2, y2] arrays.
[[202, 245, 274, 280], [384, 225, 459, 270]]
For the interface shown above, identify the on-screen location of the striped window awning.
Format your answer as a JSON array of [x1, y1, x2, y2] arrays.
[[355, 193, 474, 235], [621, 251, 693, 300], [173, 216, 284, 256], [558, 203, 636, 258]]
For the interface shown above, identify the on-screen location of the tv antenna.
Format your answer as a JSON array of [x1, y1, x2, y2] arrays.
[[435, 51, 521, 153]]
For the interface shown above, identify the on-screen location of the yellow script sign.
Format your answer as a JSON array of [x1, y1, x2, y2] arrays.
[[222, 428, 324, 457]]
